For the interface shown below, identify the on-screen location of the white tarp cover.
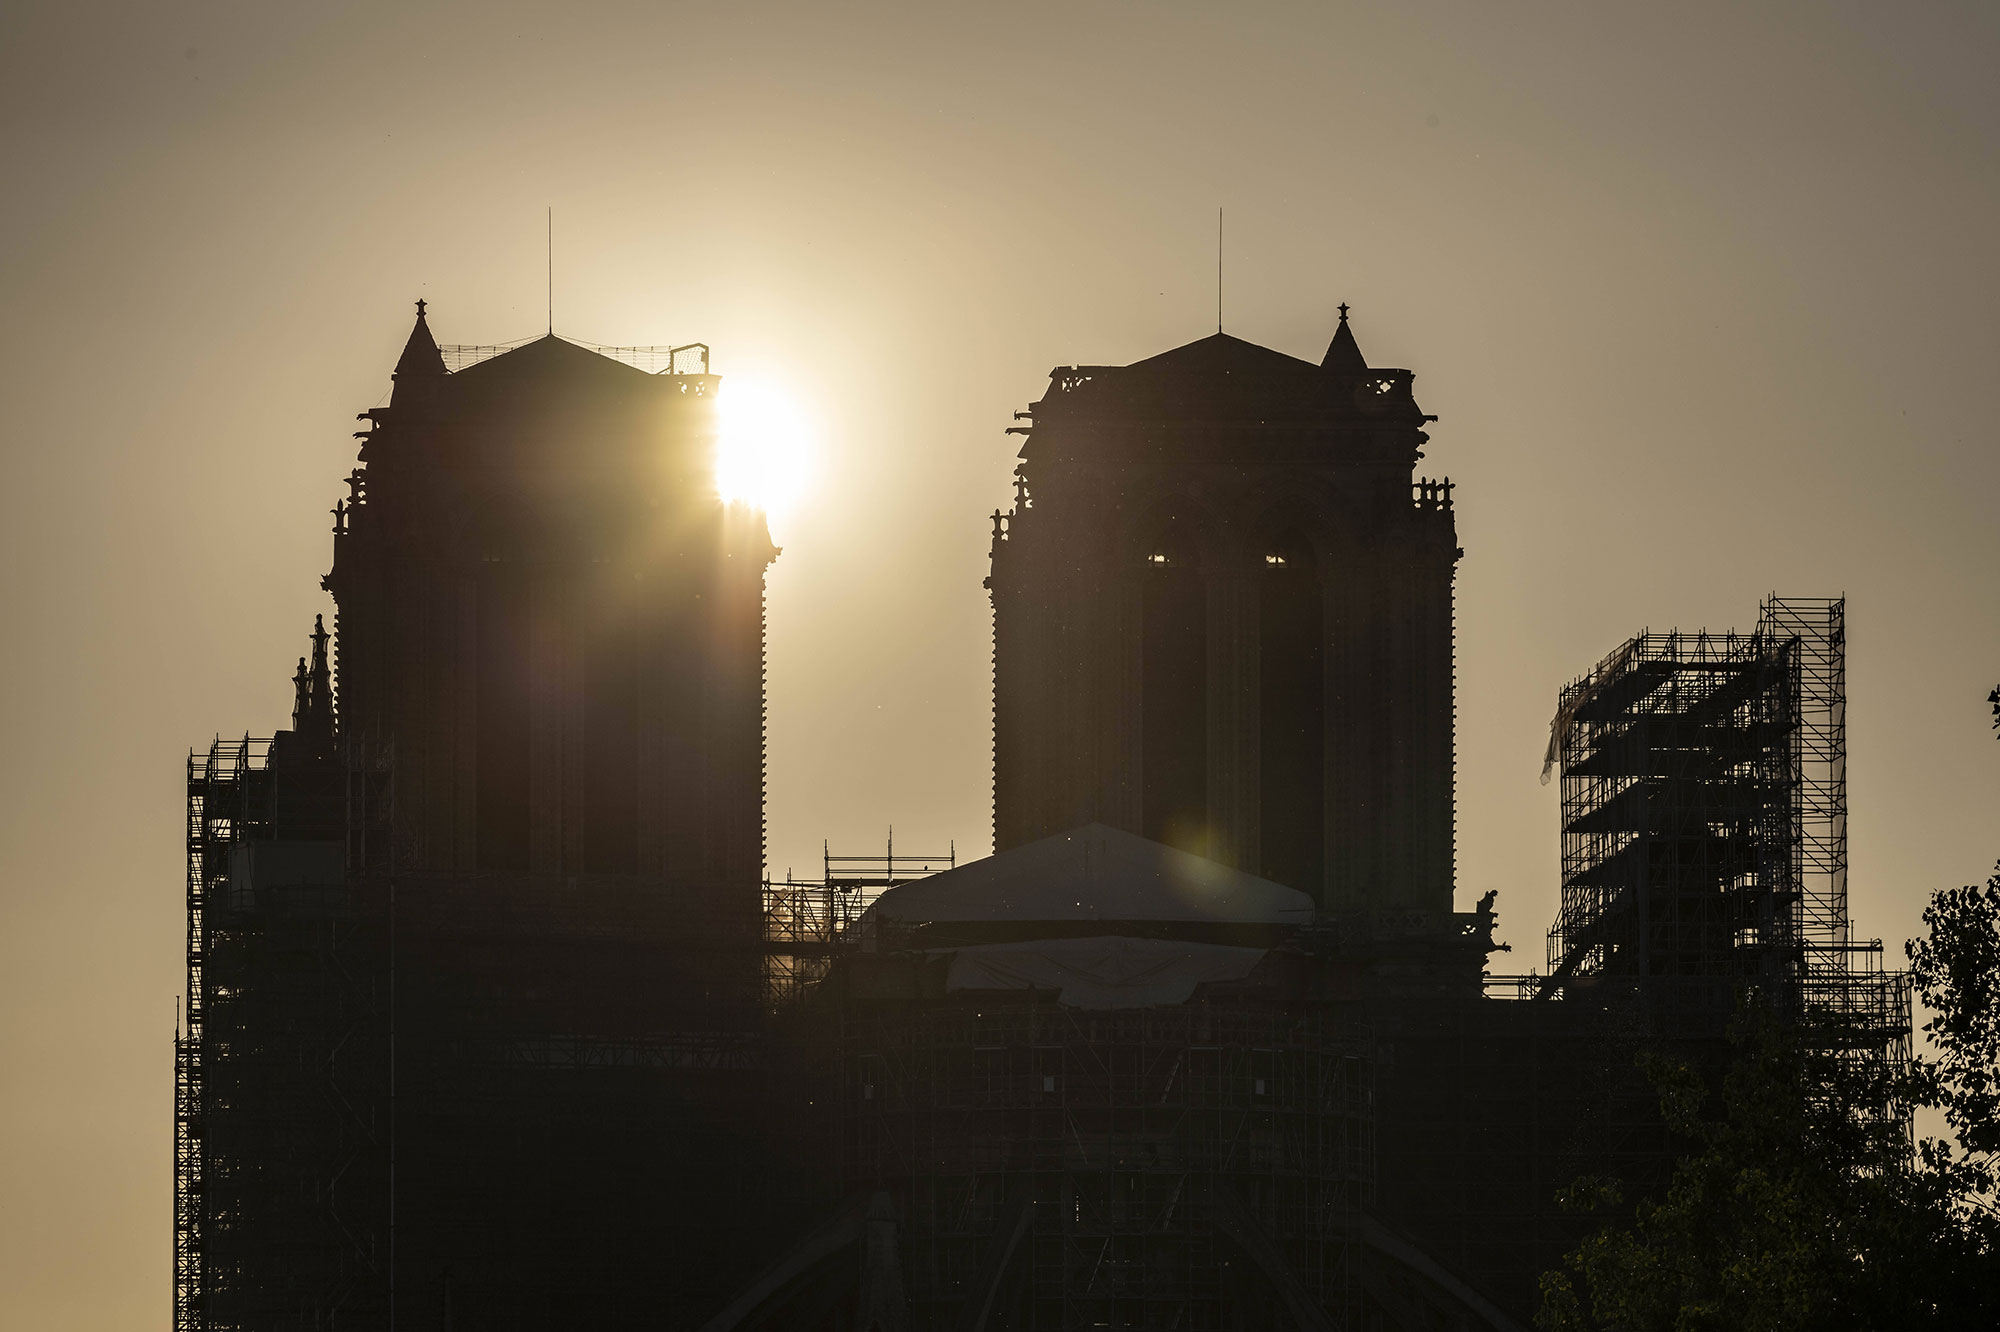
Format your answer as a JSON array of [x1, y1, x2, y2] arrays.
[[867, 823, 1313, 926], [941, 936, 1269, 1009], [1541, 637, 1638, 785]]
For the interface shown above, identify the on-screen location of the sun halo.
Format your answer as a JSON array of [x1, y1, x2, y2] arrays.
[[716, 373, 814, 528]]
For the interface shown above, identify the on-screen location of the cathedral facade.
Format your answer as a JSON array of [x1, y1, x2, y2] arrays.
[[177, 309, 783, 1332], [989, 312, 1460, 914]]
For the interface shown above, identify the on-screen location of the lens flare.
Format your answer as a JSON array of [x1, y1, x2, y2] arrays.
[[716, 374, 814, 523]]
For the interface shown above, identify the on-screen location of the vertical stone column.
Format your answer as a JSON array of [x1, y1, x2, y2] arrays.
[[1048, 531, 1087, 835], [1207, 555, 1258, 870], [1429, 548, 1459, 911], [988, 542, 1014, 848], [452, 572, 480, 872], [1101, 561, 1145, 834], [632, 586, 664, 879], [560, 570, 588, 876], [1321, 542, 1352, 912], [1389, 554, 1418, 908], [528, 569, 564, 874]]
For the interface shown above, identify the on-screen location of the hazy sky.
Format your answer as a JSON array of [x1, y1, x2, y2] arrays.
[[3, 2, 1997, 1325]]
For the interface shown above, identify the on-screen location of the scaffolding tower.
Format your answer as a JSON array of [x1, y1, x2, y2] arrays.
[[1758, 598, 1911, 1108], [1540, 596, 1907, 1085], [1544, 625, 1798, 1001], [1758, 597, 1849, 963]]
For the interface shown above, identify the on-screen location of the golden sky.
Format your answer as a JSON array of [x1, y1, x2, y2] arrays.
[[2, 2, 1998, 1325]]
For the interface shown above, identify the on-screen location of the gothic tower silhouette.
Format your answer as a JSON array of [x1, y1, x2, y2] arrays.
[[177, 305, 783, 1332], [989, 309, 1459, 912], [328, 302, 774, 896]]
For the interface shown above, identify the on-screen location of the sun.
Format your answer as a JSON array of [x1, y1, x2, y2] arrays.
[[716, 373, 814, 525]]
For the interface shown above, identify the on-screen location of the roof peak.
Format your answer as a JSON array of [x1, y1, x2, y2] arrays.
[[1321, 303, 1368, 373], [445, 330, 660, 383], [865, 822, 1312, 928], [1123, 330, 1320, 374], [393, 298, 445, 381]]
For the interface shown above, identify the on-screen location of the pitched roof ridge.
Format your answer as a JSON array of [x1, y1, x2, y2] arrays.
[[1122, 330, 1321, 374], [444, 330, 656, 382]]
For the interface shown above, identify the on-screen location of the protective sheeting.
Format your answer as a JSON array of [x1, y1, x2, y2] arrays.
[[942, 936, 1269, 1009], [1541, 637, 1637, 785], [867, 823, 1313, 927]]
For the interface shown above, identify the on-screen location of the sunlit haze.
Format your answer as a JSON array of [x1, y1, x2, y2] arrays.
[[2, 2, 1998, 1327], [716, 372, 816, 534]]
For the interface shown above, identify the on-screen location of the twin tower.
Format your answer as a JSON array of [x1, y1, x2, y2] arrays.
[[992, 313, 1459, 914], [344, 304, 1461, 915], [180, 302, 1459, 1329], [334, 306, 1459, 912]]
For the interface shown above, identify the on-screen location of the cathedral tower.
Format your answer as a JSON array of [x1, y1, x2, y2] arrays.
[[179, 304, 783, 1331], [327, 304, 774, 902], [989, 310, 1459, 913]]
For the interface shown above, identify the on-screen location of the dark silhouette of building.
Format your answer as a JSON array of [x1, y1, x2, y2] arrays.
[[988, 310, 1458, 912], [178, 302, 1908, 1332], [333, 305, 770, 895], [718, 321, 1908, 1331], [727, 317, 1521, 1332], [177, 309, 782, 1331], [749, 827, 1517, 1332]]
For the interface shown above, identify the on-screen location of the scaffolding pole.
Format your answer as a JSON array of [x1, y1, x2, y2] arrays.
[[762, 835, 955, 1009]]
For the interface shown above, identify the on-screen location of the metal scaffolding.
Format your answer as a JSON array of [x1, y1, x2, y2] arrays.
[[1758, 598, 1913, 1115], [1540, 596, 1908, 1092], [177, 737, 382, 1332], [1545, 625, 1799, 995], [180, 731, 786, 1331], [763, 835, 955, 1008]]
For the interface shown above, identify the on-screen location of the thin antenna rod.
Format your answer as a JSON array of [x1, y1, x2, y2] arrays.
[[1216, 207, 1223, 334], [547, 207, 553, 335]]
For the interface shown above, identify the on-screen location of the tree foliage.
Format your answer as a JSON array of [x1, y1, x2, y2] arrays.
[[1906, 862, 2000, 1201], [1537, 864, 2000, 1332]]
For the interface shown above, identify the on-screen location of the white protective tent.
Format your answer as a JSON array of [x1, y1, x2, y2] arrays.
[[861, 824, 1313, 1009], [864, 822, 1314, 928]]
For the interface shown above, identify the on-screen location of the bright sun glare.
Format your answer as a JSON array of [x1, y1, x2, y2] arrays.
[[716, 374, 814, 524]]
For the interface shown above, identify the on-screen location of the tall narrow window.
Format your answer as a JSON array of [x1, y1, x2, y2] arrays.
[[476, 566, 532, 871], [1259, 539, 1324, 896], [1142, 547, 1208, 854]]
